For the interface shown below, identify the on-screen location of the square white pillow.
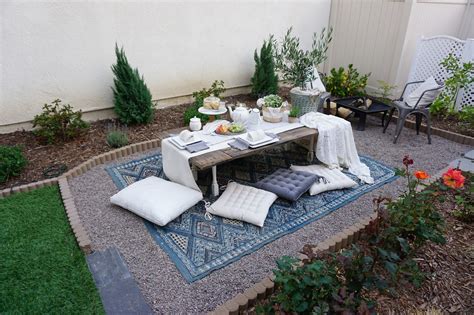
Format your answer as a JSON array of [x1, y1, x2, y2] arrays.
[[290, 164, 357, 195], [110, 176, 203, 226], [405, 76, 442, 108], [208, 182, 277, 227]]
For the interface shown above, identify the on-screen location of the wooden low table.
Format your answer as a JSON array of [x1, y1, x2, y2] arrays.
[[190, 127, 318, 196]]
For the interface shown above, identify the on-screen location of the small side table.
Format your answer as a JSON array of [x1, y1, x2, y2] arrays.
[[332, 97, 391, 131]]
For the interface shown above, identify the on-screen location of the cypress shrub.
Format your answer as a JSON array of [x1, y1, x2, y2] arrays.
[[251, 37, 279, 98], [111, 45, 154, 125]]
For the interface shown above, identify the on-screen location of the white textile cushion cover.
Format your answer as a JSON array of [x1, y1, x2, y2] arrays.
[[405, 76, 442, 108], [208, 182, 277, 227], [290, 164, 357, 195], [110, 176, 203, 226]]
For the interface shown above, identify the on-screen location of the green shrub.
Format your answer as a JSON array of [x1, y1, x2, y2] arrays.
[[272, 257, 339, 313], [262, 94, 282, 108], [430, 54, 474, 117], [251, 36, 279, 98], [111, 45, 154, 125], [184, 80, 226, 125], [106, 130, 129, 148], [32, 99, 89, 144], [0, 146, 27, 183], [325, 64, 370, 97]]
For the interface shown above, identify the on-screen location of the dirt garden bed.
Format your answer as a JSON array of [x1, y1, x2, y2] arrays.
[[0, 93, 261, 191]]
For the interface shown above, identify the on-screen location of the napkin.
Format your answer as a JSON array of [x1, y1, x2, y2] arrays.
[[179, 130, 195, 143], [247, 130, 266, 142]]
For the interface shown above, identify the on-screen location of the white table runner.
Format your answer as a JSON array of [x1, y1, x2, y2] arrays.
[[162, 121, 304, 192]]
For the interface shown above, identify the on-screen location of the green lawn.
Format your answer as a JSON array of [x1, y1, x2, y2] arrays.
[[0, 186, 104, 314]]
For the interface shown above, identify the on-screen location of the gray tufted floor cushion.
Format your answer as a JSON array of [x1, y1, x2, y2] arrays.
[[255, 168, 320, 201]]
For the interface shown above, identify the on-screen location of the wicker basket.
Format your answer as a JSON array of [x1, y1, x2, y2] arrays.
[[289, 87, 322, 116]]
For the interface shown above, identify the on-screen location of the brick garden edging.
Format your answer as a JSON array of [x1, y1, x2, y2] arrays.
[[396, 117, 474, 146], [207, 213, 378, 315], [0, 137, 165, 254]]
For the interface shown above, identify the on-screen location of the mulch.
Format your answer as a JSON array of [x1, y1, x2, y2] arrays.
[[378, 189, 474, 313], [0, 93, 264, 191], [429, 115, 473, 138]]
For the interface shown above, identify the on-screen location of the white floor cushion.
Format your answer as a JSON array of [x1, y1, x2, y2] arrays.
[[110, 176, 203, 226], [208, 182, 277, 227], [290, 164, 357, 195]]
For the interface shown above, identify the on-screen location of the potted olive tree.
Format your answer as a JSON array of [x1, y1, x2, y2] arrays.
[[273, 27, 332, 115]]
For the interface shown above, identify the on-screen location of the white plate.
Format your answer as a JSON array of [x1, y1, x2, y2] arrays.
[[170, 135, 201, 148], [198, 106, 228, 116], [248, 137, 279, 148], [237, 133, 274, 146]]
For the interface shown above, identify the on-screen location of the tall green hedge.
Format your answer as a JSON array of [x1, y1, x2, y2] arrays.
[[111, 45, 154, 125], [251, 37, 279, 98]]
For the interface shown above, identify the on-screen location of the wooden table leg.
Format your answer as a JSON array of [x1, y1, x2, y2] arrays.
[[211, 165, 219, 197], [307, 134, 315, 162], [209, 115, 216, 122]]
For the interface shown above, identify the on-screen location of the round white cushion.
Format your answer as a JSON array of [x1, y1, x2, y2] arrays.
[[208, 182, 277, 227], [290, 164, 357, 195], [110, 176, 203, 226]]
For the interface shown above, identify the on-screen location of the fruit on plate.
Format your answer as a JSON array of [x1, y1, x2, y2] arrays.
[[215, 124, 229, 134], [228, 123, 245, 133], [215, 123, 245, 134]]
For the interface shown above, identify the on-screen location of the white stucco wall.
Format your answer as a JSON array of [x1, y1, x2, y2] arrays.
[[0, 0, 331, 133]]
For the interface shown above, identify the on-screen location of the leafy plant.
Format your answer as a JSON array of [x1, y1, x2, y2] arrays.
[[273, 27, 333, 89], [262, 94, 283, 108], [251, 36, 279, 98], [184, 80, 226, 125], [111, 44, 154, 125], [271, 256, 339, 313], [289, 106, 300, 118], [106, 130, 128, 148], [430, 54, 474, 117], [325, 64, 370, 98], [0, 146, 28, 183], [375, 80, 397, 103], [32, 99, 89, 144]]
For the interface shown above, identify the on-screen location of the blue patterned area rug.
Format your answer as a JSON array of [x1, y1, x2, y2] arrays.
[[106, 145, 396, 282]]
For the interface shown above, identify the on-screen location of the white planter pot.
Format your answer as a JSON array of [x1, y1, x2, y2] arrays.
[[262, 106, 283, 123]]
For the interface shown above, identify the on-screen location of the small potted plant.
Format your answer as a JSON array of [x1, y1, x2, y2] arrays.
[[258, 94, 285, 123], [288, 107, 300, 123], [273, 27, 332, 115]]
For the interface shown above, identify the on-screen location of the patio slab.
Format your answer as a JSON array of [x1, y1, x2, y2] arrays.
[[86, 247, 153, 315]]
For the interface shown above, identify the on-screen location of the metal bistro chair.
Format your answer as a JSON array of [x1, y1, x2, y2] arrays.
[[383, 80, 444, 144]]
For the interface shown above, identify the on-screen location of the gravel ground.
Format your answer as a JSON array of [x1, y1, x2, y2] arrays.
[[69, 117, 472, 314]]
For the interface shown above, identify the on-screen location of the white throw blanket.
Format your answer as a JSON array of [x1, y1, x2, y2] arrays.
[[299, 112, 374, 184]]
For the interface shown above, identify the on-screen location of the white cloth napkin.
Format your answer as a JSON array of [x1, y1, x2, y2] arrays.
[[247, 130, 266, 142], [179, 130, 195, 143]]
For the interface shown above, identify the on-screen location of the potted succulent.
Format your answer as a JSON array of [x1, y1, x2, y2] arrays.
[[273, 27, 332, 116], [288, 107, 300, 123], [258, 94, 286, 123]]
